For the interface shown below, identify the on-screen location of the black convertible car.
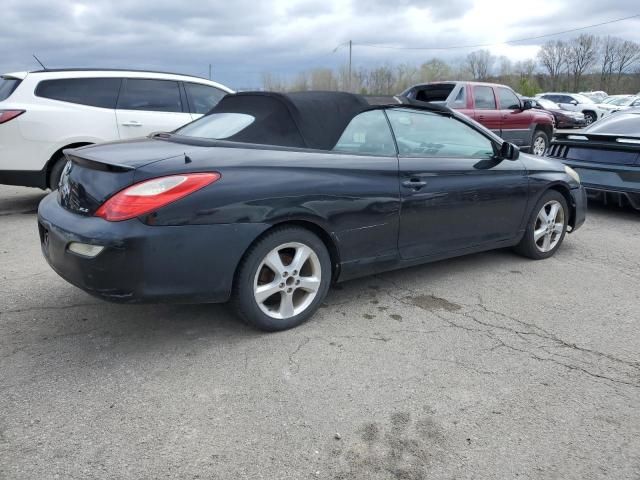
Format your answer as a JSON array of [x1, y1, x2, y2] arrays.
[[38, 91, 586, 331], [546, 108, 640, 210]]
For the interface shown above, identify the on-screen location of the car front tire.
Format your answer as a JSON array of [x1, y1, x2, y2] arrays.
[[514, 190, 568, 260], [231, 226, 332, 331]]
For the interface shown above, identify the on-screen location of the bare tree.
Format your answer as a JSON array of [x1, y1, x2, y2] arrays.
[[466, 49, 494, 81], [566, 34, 599, 91], [309, 68, 338, 90], [537, 40, 568, 90], [366, 66, 395, 94], [418, 58, 452, 82], [261, 72, 286, 91], [613, 40, 640, 88], [599, 36, 617, 91]]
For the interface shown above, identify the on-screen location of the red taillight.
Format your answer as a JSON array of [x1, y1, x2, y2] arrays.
[[0, 110, 25, 124], [95, 173, 220, 222]]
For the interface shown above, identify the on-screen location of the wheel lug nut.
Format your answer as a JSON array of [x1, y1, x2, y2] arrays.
[[279, 283, 285, 288], [296, 280, 300, 285], [283, 272, 288, 278], [287, 288, 292, 293]]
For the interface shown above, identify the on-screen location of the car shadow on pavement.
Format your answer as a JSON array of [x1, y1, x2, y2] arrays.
[[0, 188, 47, 215]]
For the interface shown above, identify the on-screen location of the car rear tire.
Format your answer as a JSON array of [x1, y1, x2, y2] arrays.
[[583, 111, 596, 125], [531, 130, 549, 156], [231, 226, 332, 331], [48, 155, 67, 190], [514, 190, 568, 260]]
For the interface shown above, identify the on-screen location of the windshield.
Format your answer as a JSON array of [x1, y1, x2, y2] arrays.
[[573, 94, 594, 104], [536, 98, 559, 110], [176, 113, 255, 139], [604, 96, 634, 106], [0, 77, 21, 102]]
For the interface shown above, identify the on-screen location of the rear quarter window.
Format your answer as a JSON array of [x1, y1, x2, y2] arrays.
[[0, 78, 22, 101], [35, 78, 121, 108]]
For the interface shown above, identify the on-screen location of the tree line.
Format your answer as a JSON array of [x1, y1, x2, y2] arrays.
[[262, 34, 640, 96]]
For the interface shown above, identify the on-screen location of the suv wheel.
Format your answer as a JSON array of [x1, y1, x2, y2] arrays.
[[232, 226, 332, 331], [583, 111, 596, 125], [48, 155, 67, 190]]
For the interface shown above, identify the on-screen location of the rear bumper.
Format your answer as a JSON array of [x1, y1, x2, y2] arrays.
[[37, 192, 269, 304], [570, 186, 587, 231]]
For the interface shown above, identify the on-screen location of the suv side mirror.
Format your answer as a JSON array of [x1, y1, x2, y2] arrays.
[[570, 100, 578, 105], [498, 142, 520, 161], [522, 100, 532, 110]]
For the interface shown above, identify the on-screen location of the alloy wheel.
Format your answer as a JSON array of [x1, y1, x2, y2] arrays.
[[532, 136, 547, 156], [253, 242, 322, 319], [533, 200, 565, 253]]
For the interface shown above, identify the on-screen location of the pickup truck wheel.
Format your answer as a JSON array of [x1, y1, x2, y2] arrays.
[[531, 130, 548, 156], [583, 111, 596, 125]]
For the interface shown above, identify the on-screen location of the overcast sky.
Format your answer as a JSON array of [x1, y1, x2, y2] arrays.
[[2, 0, 639, 89]]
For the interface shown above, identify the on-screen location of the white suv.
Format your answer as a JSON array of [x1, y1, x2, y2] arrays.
[[535, 92, 606, 125], [0, 69, 233, 189]]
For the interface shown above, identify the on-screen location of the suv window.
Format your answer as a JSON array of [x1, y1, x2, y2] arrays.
[[0, 77, 22, 102], [184, 83, 226, 114], [117, 79, 182, 112], [333, 110, 396, 156], [473, 86, 496, 110], [35, 78, 121, 108], [386, 108, 495, 158], [497, 88, 521, 109], [452, 86, 466, 107]]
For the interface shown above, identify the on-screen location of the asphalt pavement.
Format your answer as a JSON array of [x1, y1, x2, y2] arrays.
[[1, 184, 639, 479]]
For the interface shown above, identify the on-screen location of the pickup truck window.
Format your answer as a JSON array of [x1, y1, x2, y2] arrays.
[[497, 88, 520, 109], [473, 86, 496, 110]]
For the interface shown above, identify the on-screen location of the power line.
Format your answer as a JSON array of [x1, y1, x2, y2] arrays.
[[351, 13, 640, 51]]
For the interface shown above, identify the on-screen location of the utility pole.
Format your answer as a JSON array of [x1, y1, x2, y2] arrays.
[[348, 40, 352, 92], [208, 64, 212, 80]]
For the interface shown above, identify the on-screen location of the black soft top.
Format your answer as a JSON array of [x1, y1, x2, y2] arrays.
[[206, 91, 450, 150]]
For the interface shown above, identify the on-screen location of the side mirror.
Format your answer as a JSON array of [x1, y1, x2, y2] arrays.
[[570, 100, 578, 105], [522, 100, 532, 110], [498, 142, 520, 161]]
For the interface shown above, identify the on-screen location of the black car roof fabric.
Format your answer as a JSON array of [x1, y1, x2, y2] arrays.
[[207, 91, 451, 150]]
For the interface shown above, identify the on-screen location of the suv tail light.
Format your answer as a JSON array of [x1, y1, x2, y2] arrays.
[[0, 110, 25, 124], [95, 173, 220, 222]]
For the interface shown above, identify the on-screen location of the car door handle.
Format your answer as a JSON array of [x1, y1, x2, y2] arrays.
[[477, 115, 485, 120], [122, 121, 142, 127], [402, 179, 427, 190]]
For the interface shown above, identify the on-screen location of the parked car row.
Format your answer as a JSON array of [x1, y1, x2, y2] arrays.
[[0, 69, 232, 189]]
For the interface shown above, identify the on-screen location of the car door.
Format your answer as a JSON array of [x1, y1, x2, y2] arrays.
[[386, 108, 529, 260], [496, 87, 532, 148], [471, 85, 502, 135], [183, 82, 227, 121], [116, 78, 193, 139]]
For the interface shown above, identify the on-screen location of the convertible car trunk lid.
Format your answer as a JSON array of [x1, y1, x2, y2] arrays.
[[58, 138, 207, 216]]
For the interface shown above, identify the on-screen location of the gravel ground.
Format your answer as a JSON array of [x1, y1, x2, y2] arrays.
[[1, 184, 639, 480]]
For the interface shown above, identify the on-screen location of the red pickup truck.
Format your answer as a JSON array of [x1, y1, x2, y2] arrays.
[[401, 81, 555, 156]]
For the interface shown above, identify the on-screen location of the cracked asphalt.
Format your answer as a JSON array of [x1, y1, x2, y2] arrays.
[[1, 184, 639, 479]]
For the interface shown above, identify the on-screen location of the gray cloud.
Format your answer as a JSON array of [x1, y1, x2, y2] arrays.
[[1, 0, 639, 89]]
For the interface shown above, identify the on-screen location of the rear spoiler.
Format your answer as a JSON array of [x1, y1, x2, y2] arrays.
[[64, 152, 134, 172]]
